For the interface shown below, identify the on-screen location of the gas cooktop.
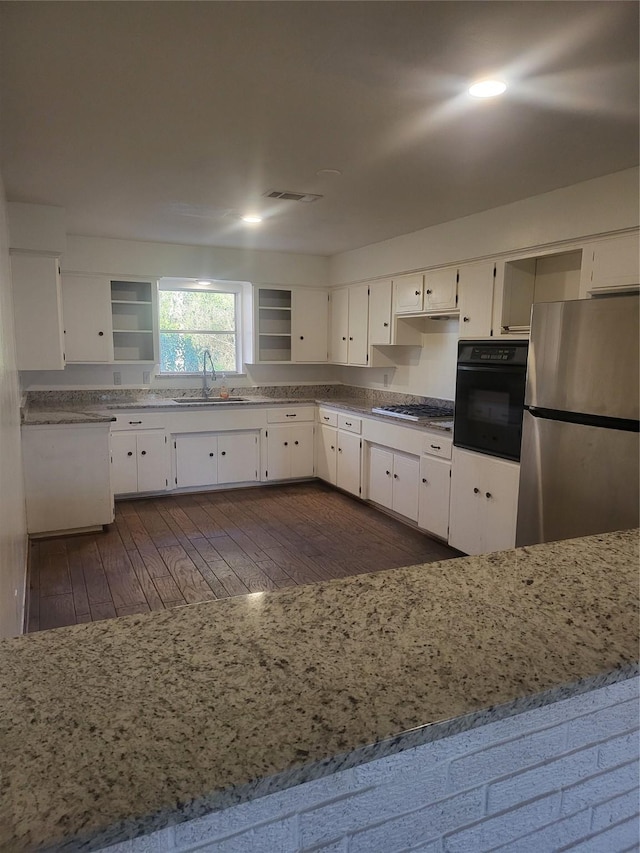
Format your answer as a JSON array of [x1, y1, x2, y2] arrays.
[[371, 403, 454, 422]]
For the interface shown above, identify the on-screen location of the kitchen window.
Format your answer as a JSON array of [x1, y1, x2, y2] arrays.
[[158, 280, 242, 374]]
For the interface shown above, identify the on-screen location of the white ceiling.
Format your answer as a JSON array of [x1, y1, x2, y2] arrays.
[[0, 1, 638, 256]]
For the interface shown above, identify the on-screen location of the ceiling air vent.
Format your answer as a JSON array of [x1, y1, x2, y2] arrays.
[[263, 189, 323, 203]]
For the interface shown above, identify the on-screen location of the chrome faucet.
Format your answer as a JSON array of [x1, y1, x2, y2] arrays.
[[202, 349, 217, 398]]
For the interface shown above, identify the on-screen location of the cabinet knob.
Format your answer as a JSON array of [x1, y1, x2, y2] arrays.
[[284, 442, 288, 446], [463, 316, 470, 322], [221, 451, 227, 456], [98, 331, 104, 336], [330, 445, 335, 450], [349, 336, 354, 341], [300, 336, 304, 340], [426, 289, 433, 294], [486, 492, 492, 499], [422, 477, 427, 483], [473, 487, 480, 494], [393, 473, 398, 479], [383, 322, 389, 327], [415, 290, 421, 296], [209, 452, 214, 457], [386, 470, 391, 476], [141, 450, 147, 456], [338, 447, 342, 453], [127, 451, 133, 457], [342, 336, 347, 341], [294, 441, 299, 446]]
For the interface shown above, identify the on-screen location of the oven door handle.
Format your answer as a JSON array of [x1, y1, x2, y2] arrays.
[[456, 365, 526, 374]]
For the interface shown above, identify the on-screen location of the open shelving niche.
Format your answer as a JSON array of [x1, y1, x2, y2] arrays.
[[110, 280, 156, 362], [256, 288, 292, 362]]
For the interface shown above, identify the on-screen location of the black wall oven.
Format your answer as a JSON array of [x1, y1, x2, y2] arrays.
[[454, 340, 529, 461]]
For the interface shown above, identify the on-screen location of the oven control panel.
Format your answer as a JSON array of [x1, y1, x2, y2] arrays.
[[458, 340, 528, 366]]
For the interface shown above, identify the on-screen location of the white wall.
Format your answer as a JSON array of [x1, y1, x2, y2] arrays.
[[0, 177, 28, 637], [330, 168, 640, 285], [62, 235, 329, 287]]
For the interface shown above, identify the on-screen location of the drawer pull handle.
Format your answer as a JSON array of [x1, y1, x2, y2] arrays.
[[486, 492, 492, 499], [473, 487, 480, 494], [285, 413, 297, 418], [430, 444, 441, 450], [345, 421, 352, 426], [127, 451, 133, 457], [323, 416, 330, 421], [129, 421, 142, 425]]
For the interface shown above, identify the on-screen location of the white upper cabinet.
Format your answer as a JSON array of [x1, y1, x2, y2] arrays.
[[62, 274, 114, 363], [11, 253, 65, 371], [393, 273, 424, 314], [368, 279, 393, 346], [424, 267, 458, 311], [291, 288, 329, 362], [579, 232, 640, 296], [329, 283, 369, 365], [457, 261, 495, 339]]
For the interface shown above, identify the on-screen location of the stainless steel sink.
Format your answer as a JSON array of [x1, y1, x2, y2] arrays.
[[173, 396, 248, 404]]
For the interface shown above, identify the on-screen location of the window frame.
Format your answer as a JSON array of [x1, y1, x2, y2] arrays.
[[157, 279, 244, 376]]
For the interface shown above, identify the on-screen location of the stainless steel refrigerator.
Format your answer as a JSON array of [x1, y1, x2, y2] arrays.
[[516, 294, 639, 546]]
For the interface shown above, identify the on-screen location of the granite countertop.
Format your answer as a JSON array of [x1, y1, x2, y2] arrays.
[[0, 530, 637, 852], [21, 396, 453, 431]]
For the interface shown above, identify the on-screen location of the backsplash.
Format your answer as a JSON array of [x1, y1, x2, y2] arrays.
[[24, 385, 453, 410]]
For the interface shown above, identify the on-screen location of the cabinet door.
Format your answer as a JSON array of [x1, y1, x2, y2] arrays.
[[11, 254, 65, 370], [330, 287, 349, 363], [581, 233, 640, 294], [481, 455, 520, 554], [424, 267, 458, 311], [391, 452, 419, 522], [336, 430, 361, 497], [266, 427, 291, 480], [368, 279, 393, 346], [62, 274, 113, 362], [289, 424, 315, 479], [316, 424, 337, 485], [458, 262, 494, 339], [347, 283, 369, 365], [137, 431, 169, 493], [218, 432, 259, 484], [448, 448, 484, 555], [111, 432, 139, 495], [175, 433, 218, 488], [368, 445, 394, 510], [291, 289, 328, 362], [418, 455, 451, 540], [393, 274, 424, 314]]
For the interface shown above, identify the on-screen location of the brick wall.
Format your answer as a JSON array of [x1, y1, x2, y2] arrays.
[[104, 677, 639, 853]]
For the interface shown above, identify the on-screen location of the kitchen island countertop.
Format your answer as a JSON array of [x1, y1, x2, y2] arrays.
[[0, 529, 637, 852]]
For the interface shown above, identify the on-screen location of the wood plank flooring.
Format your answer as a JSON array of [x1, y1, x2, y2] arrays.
[[28, 482, 459, 633]]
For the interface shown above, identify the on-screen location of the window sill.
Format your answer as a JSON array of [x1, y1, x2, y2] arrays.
[[156, 373, 247, 380]]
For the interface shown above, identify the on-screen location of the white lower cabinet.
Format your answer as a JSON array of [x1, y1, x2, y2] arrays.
[[368, 445, 419, 522], [22, 423, 113, 534], [448, 447, 520, 555], [418, 455, 451, 540], [315, 422, 362, 497], [266, 424, 315, 480], [111, 430, 169, 495], [174, 432, 260, 489]]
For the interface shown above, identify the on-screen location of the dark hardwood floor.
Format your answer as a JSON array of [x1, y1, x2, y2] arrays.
[[28, 481, 459, 632]]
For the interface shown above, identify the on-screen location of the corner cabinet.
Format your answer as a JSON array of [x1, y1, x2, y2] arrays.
[[254, 286, 328, 363], [448, 447, 520, 556], [11, 253, 66, 370]]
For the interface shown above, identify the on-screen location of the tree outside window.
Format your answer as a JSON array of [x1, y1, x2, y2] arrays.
[[158, 287, 239, 373]]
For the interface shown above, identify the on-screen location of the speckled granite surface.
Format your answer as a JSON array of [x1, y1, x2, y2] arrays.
[[21, 386, 454, 431], [1, 530, 637, 852]]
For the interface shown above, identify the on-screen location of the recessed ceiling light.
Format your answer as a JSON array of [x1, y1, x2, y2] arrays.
[[468, 80, 507, 98], [241, 214, 263, 224]]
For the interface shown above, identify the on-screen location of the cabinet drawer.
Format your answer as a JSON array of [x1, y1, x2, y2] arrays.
[[110, 412, 167, 431], [338, 414, 362, 434], [422, 433, 452, 459], [318, 408, 338, 427], [267, 406, 315, 423]]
